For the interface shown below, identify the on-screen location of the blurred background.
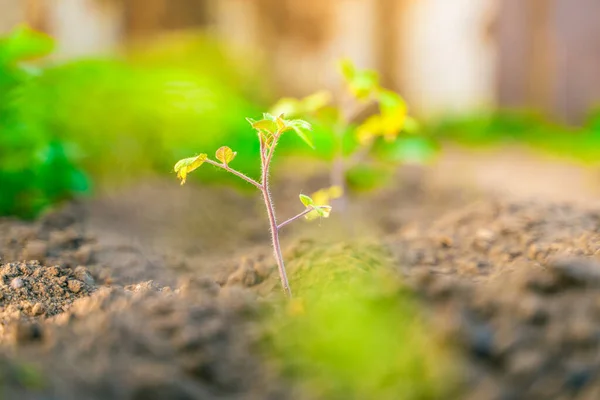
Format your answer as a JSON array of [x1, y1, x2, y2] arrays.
[[5, 0, 600, 121], [3, 0, 600, 218]]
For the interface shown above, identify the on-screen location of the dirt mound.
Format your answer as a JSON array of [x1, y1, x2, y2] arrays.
[[0, 202, 95, 269], [7, 280, 285, 400], [0, 261, 95, 342], [389, 199, 600, 278], [390, 200, 600, 399]]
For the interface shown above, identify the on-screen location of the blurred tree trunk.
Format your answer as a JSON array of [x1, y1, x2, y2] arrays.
[[527, 0, 554, 113], [497, 0, 600, 123], [122, 0, 211, 39], [554, 0, 600, 123], [374, 0, 400, 90], [25, 0, 50, 32]]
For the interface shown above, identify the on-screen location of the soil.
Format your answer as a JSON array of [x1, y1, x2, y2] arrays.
[[1, 147, 600, 399]]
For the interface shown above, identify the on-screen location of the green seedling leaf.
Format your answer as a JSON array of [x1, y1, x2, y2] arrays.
[[299, 194, 315, 207], [174, 154, 207, 185], [263, 113, 277, 121], [215, 146, 236, 164], [248, 118, 277, 133], [315, 205, 332, 218], [304, 186, 341, 220], [287, 119, 314, 148]]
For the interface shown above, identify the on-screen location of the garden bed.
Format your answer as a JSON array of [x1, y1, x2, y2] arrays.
[[1, 148, 600, 399]]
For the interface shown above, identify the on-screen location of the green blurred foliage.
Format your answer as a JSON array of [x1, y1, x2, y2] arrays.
[[272, 60, 438, 193], [0, 26, 89, 219], [264, 242, 458, 400], [428, 108, 600, 165], [17, 32, 266, 190]]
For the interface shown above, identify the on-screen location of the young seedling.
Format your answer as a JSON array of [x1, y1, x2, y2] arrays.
[[270, 59, 429, 209], [174, 113, 332, 298]]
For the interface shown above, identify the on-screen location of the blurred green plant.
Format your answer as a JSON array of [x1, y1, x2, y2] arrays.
[[0, 25, 89, 219], [271, 59, 437, 199], [174, 113, 332, 297], [264, 242, 459, 399], [17, 33, 265, 190], [428, 108, 600, 165]]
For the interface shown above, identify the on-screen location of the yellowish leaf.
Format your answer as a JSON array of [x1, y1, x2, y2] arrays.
[[276, 115, 287, 132], [356, 115, 383, 145], [305, 186, 337, 220], [215, 146, 236, 165], [250, 118, 277, 133], [174, 154, 207, 185]]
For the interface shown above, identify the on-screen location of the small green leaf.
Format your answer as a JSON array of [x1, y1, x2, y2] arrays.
[[304, 187, 338, 220], [174, 154, 207, 185], [292, 127, 314, 149], [287, 119, 314, 148], [288, 119, 312, 130], [315, 205, 332, 218], [248, 118, 277, 133], [215, 146, 236, 164], [299, 194, 314, 207]]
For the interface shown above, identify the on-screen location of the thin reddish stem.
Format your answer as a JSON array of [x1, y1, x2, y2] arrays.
[[278, 207, 313, 230], [204, 159, 262, 190], [260, 132, 292, 298]]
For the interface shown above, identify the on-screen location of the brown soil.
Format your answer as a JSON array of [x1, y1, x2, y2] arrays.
[[0, 261, 95, 341], [1, 148, 600, 399], [389, 200, 600, 399]]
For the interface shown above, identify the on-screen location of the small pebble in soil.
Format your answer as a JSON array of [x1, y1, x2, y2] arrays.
[[31, 303, 44, 316], [10, 278, 24, 290], [67, 280, 83, 293], [74, 266, 95, 286]]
